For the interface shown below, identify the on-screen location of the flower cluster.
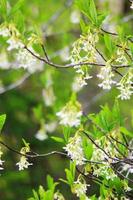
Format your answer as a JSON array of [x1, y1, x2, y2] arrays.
[[56, 100, 82, 127], [0, 147, 4, 170], [117, 69, 133, 100], [72, 177, 89, 198], [54, 191, 65, 200], [16, 142, 32, 171], [63, 133, 85, 165], [70, 29, 98, 87], [97, 61, 116, 90], [116, 49, 128, 65], [130, 1, 133, 9], [35, 121, 57, 141], [16, 48, 43, 73]]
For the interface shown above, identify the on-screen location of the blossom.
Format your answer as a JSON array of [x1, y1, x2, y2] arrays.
[[0, 24, 10, 37], [72, 74, 92, 92], [16, 156, 32, 171], [117, 70, 133, 100], [16, 143, 32, 170], [70, 10, 80, 24], [63, 134, 85, 165], [54, 191, 65, 200], [97, 61, 116, 90], [42, 86, 56, 106], [35, 127, 48, 141], [56, 101, 82, 127], [116, 49, 128, 65], [16, 48, 43, 73], [70, 29, 98, 86], [0, 147, 4, 170], [0, 52, 10, 69], [59, 47, 70, 62], [72, 178, 89, 197], [7, 37, 24, 51], [130, 2, 133, 9]]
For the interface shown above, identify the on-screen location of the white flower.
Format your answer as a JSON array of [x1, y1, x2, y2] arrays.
[[70, 29, 98, 83], [0, 147, 4, 170], [16, 144, 32, 171], [54, 192, 65, 200], [0, 25, 10, 37], [72, 178, 89, 197], [35, 128, 48, 141], [97, 61, 116, 90], [130, 2, 133, 9], [116, 49, 128, 65], [45, 121, 57, 133], [16, 156, 32, 171], [70, 10, 80, 24], [72, 74, 92, 92], [7, 37, 24, 51], [0, 52, 10, 69], [63, 134, 85, 165], [59, 47, 70, 62], [56, 101, 82, 127], [16, 48, 43, 73], [117, 70, 133, 100], [42, 86, 56, 106]]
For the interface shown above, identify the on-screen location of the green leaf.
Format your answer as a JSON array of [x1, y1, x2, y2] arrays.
[[8, 0, 24, 18], [0, 114, 6, 132], [104, 34, 115, 54], [51, 136, 64, 144], [120, 127, 132, 137], [0, 0, 7, 20]]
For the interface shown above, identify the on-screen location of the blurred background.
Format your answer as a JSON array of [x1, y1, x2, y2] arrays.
[[0, 0, 133, 199]]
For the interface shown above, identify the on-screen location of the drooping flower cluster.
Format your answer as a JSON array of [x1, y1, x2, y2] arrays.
[[16, 142, 32, 171], [16, 48, 43, 73], [63, 133, 85, 165], [35, 121, 57, 141], [130, 1, 133, 9], [56, 100, 82, 127], [0, 147, 4, 170], [0, 23, 43, 73], [70, 29, 98, 87], [117, 69, 133, 100], [54, 191, 65, 200], [97, 61, 116, 90], [116, 49, 128, 65], [72, 177, 89, 198]]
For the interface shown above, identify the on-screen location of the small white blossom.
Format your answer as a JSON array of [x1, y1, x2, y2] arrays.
[[0, 52, 10, 69], [70, 30, 98, 84], [56, 101, 82, 127], [16, 143, 32, 171], [54, 191, 65, 200], [117, 70, 133, 100], [16, 48, 43, 73], [70, 10, 80, 24], [42, 86, 56, 106], [63, 134, 85, 165], [72, 74, 92, 92], [35, 127, 48, 141], [45, 121, 57, 133], [130, 2, 133, 9], [0, 24, 10, 37], [0, 147, 4, 170], [116, 49, 128, 65], [7, 37, 24, 51], [97, 61, 116, 90], [59, 47, 70, 62], [16, 156, 32, 171], [72, 178, 89, 197]]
